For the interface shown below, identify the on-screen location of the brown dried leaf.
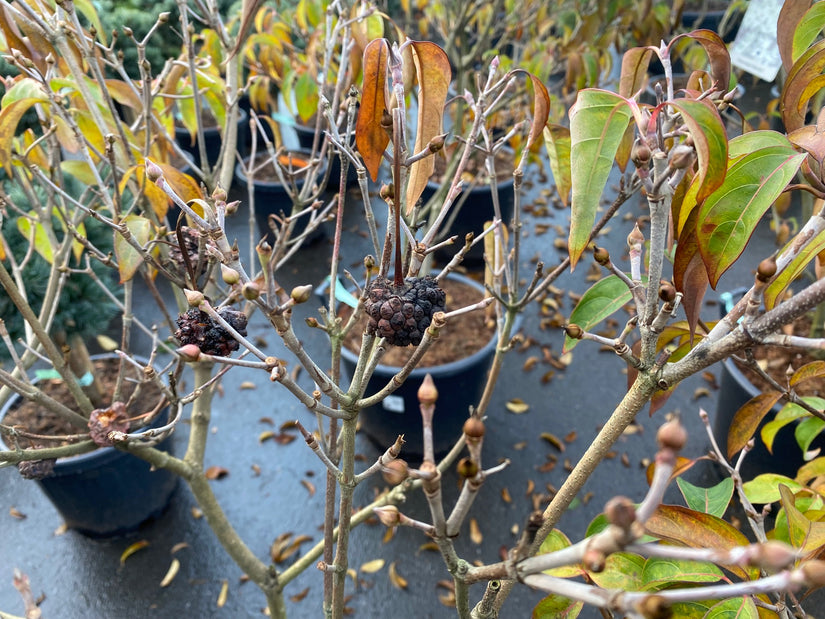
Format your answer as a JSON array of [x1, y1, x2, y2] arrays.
[[239, 381, 256, 390], [216, 579, 228, 607], [526, 479, 535, 496], [301, 479, 316, 496], [191, 507, 203, 519], [693, 387, 711, 400], [120, 540, 149, 565], [439, 592, 457, 607], [621, 453, 630, 468], [540, 432, 565, 452], [501, 487, 512, 503], [470, 518, 482, 545], [54, 523, 68, 536], [505, 398, 530, 414], [205, 466, 229, 480], [259, 431, 276, 443], [259, 417, 275, 425], [8, 507, 25, 520], [513, 441, 527, 450], [564, 431, 577, 443], [290, 587, 310, 603], [359, 559, 385, 574], [274, 433, 297, 445], [417, 542, 439, 554], [251, 464, 261, 476], [382, 526, 396, 544], [171, 542, 189, 554], [388, 561, 408, 589], [522, 356, 539, 372], [159, 558, 180, 587], [355, 38, 390, 182]]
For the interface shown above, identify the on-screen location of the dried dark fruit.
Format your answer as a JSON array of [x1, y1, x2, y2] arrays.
[[18, 458, 56, 480], [175, 307, 248, 356], [364, 276, 446, 347], [88, 401, 130, 447]]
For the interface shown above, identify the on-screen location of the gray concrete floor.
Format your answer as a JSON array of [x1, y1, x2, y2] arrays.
[[0, 95, 793, 617]]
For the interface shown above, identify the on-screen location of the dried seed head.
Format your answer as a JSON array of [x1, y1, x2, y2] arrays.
[[456, 457, 479, 479], [221, 264, 240, 285], [657, 417, 687, 451], [88, 402, 130, 447], [290, 285, 313, 304], [463, 417, 486, 440], [374, 505, 401, 527], [564, 324, 583, 340], [636, 595, 671, 619], [756, 257, 777, 283], [417, 374, 438, 405], [604, 496, 636, 530], [382, 459, 408, 485], [593, 246, 610, 266], [176, 344, 202, 362]]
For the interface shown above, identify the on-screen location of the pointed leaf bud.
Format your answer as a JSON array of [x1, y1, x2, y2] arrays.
[[242, 282, 260, 300], [627, 223, 644, 250], [382, 459, 408, 485], [657, 417, 687, 451], [211, 185, 227, 203], [145, 159, 163, 183], [593, 246, 610, 266], [417, 373, 438, 405], [290, 285, 313, 304]]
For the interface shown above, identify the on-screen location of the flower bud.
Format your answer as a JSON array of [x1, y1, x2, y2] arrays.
[[658, 282, 676, 304], [417, 373, 438, 405], [428, 133, 446, 153], [242, 282, 260, 300], [583, 548, 606, 572], [211, 185, 227, 203], [593, 246, 610, 266], [627, 223, 644, 250], [604, 496, 636, 530], [382, 459, 408, 485], [145, 158, 163, 182], [379, 183, 395, 201], [657, 417, 687, 451], [631, 140, 651, 169], [184, 288, 204, 307], [374, 505, 401, 527], [463, 417, 486, 440], [564, 324, 583, 340], [801, 560, 825, 587], [176, 344, 202, 362], [668, 144, 695, 170], [636, 595, 671, 619], [290, 285, 313, 304], [756, 257, 777, 283], [456, 457, 479, 479], [752, 541, 796, 571], [221, 264, 240, 285]]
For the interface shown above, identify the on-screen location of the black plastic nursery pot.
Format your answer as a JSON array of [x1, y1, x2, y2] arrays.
[[712, 292, 825, 481], [293, 120, 358, 191], [420, 169, 515, 267], [235, 150, 328, 246], [175, 108, 249, 169], [340, 273, 512, 456], [1, 355, 178, 537]]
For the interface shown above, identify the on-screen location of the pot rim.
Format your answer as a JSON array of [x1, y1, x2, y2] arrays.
[[0, 353, 168, 467], [339, 272, 520, 377]]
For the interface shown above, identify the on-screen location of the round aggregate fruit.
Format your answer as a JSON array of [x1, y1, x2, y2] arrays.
[[175, 307, 248, 356], [365, 275, 446, 347]]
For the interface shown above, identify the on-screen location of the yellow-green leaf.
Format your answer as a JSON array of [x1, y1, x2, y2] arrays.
[[16, 218, 54, 264], [113, 214, 152, 282]]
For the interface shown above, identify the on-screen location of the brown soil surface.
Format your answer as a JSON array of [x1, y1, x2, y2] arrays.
[[341, 277, 496, 368], [3, 357, 164, 448], [733, 315, 825, 398]]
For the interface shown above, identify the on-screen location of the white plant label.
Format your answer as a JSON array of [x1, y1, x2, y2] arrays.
[[729, 0, 784, 82], [382, 395, 405, 413]]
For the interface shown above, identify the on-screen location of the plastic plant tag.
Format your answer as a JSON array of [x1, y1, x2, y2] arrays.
[[729, 0, 784, 82], [34, 369, 94, 386]]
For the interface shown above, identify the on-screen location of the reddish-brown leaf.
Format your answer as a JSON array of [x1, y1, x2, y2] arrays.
[[673, 207, 709, 342], [781, 38, 825, 133], [355, 38, 390, 182], [778, 0, 813, 73], [619, 46, 655, 99], [727, 392, 783, 459], [205, 466, 229, 480]]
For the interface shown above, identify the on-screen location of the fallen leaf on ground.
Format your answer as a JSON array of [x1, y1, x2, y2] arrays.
[[388, 561, 408, 589], [160, 558, 180, 587], [359, 559, 385, 573], [505, 398, 530, 414], [205, 466, 229, 480], [290, 587, 310, 602], [216, 579, 228, 607], [9, 507, 25, 520], [120, 540, 150, 565], [470, 518, 482, 545]]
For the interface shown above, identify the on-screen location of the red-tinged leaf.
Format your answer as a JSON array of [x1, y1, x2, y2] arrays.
[[406, 41, 450, 214], [542, 125, 571, 206], [513, 69, 551, 150], [779, 483, 825, 555], [727, 392, 783, 459], [767, 227, 825, 310], [788, 107, 825, 164], [564, 275, 635, 352], [568, 89, 634, 268], [355, 38, 390, 182], [113, 214, 152, 283], [0, 97, 47, 171], [641, 555, 724, 590], [205, 465, 229, 480], [697, 147, 806, 288], [673, 207, 709, 341], [793, 2, 825, 65], [645, 456, 696, 485], [678, 30, 730, 93], [644, 504, 757, 580], [619, 47, 655, 99], [781, 38, 825, 133], [778, 0, 812, 73], [667, 99, 727, 204]]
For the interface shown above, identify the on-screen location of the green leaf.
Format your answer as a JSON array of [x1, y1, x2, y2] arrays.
[[765, 227, 825, 309], [113, 214, 152, 283], [537, 529, 581, 578], [677, 477, 734, 518], [793, 2, 825, 64], [564, 275, 635, 352], [696, 146, 806, 287], [587, 552, 644, 590], [668, 601, 714, 619], [294, 71, 318, 124], [778, 484, 825, 555], [728, 130, 795, 159], [742, 473, 803, 505], [543, 125, 572, 207], [16, 218, 54, 264], [667, 99, 728, 204], [762, 398, 825, 453], [532, 594, 583, 619], [640, 556, 723, 591], [796, 415, 825, 454], [568, 89, 633, 268], [703, 596, 759, 619]]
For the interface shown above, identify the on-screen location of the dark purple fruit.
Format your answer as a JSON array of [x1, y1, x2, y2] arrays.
[[364, 276, 446, 347]]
